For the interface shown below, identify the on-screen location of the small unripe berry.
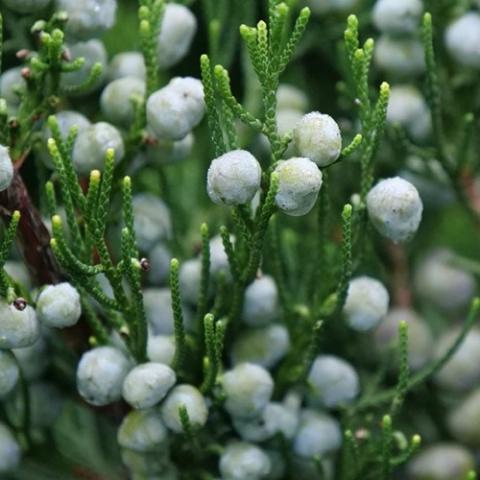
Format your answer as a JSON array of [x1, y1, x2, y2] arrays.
[[344, 276, 389, 331], [72, 122, 124, 175], [207, 150, 262, 206], [366, 177, 423, 243], [0, 422, 21, 474], [374, 36, 425, 77], [445, 13, 480, 69], [233, 402, 298, 442], [414, 249, 476, 311], [122, 362, 176, 409], [210, 234, 231, 278], [76, 346, 131, 406], [231, 324, 290, 369], [222, 363, 273, 419], [372, 0, 422, 34], [374, 308, 433, 371], [0, 302, 39, 349], [0, 145, 13, 192], [407, 443, 474, 480], [307, 355, 359, 407], [219, 442, 271, 480], [61, 40, 107, 95], [118, 408, 168, 453], [146, 77, 204, 141], [160, 384, 208, 433], [242, 276, 279, 327], [108, 51, 146, 81], [57, 0, 117, 39], [157, 4, 197, 69], [2, 0, 50, 14], [0, 351, 19, 399], [132, 194, 172, 252], [13, 335, 49, 381], [36, 282, 82, 328], [274, 157, 323, 216], [100, 77, 145, 126], [147, 335, 176, 366], [434, 328, 480, 392], [293, 112, 342, 167], [293, 409, 342, 458], [178, 258, 203, 305]]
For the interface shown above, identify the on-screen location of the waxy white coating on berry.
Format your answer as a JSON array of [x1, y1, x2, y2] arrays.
[[76, 346, 131, 406], [0, 422, 21, 473], [293, 409, 342, 458], [408, 444, 475, 480], [434, 328, 480, 392], [219, 442, 271, 480], [146, 77, 205, 141], [100, 77, 145, 126], [307, 355, 360, 407], [374, 36, 425, 77], [414, 249, 476, 311], [0, 351, 19, 399], [0, 145, 13, 192], [222, 363, 273, 419], [132, 194, 172, 252], [242, 276, 279, 327], [233, 402, 299, 442], [108, 51, 146, 81], [344, 276, 389, 331], [37, 282, 82, 328], [58, 0, 117, 39], [277, 84, 308, 112], [122, 362, 176, 409], [157, 4, 197, 69], [445, 13, 480, 69], [207, 150, 262, 206], [293, 112, 342, 166], [231, 324, 290, 369], [366, 176, 423, 243], [147, 335, 176, 366], [161, 384, 208, 433], [72, 122, 124, 175], [274, 157, 322, 216], [0, 303, 39, 349], [118, 408, 168, 452], [372, 0, 422, 34], [374, 308, 433, 371]]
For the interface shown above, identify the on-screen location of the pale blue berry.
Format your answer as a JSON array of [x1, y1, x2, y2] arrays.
[[293, 409, 342, 458], [222, 363, 273, 419], [0, 145, 13, 192], [307, 355, 359, 407], [37, 282, 82, 328], [0, 303, 39, 349], [374, 36, 425, 77], [445, 13, 480, 69], [13, 335, 49, 381], [242, 275, 279, 327], [0, 68, 25, 108], [108, 51, 146, 81], [72, 122, 124, 175], [157, 4, 197, 69], [372, 0, 422, 34], [76, 346, 131, 406], [100, 77, 145, 127], [122, 362, 176, 409], [0, 422, 21, 473], [160, 384, 208, 433], [448, 388, 480, 447], [219, 441, 271, 480], [118, 408, 168, 452], [277, 84, 308, 112], [274, 157, 323, 216], [147, 335, 176, 366], [366, 177, 423, 243], [147, 243, 172, 286]]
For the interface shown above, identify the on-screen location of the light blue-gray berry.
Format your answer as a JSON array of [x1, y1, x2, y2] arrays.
[[0, 303, 40, 349], [0, 145, 13, 192], [36, 282, 82, 328], [0, 422, 21, 473], [76, 346, 131, 406], [0, 351, 19, 399], [219, 441, 271, 480], [147, 335, 176, 366], [108, 51, 146, 81], [242, 275, 279, 327], [122, 362, 176, 409]]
